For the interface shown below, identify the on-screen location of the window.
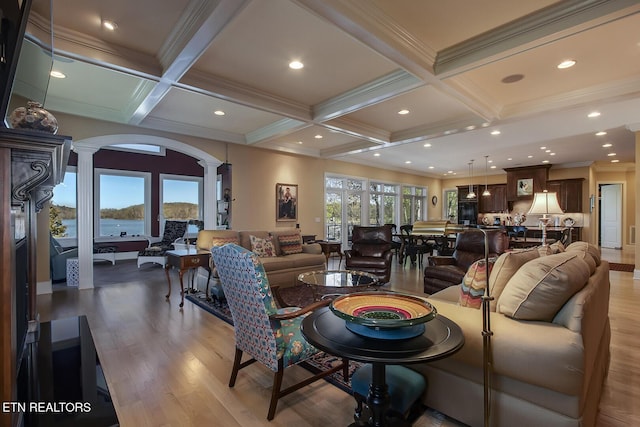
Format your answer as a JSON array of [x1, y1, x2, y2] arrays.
[[369, 182, 398, 226], [160, 174, 203, 235], [444, 189, 458, 221], [401, 186, 427, 225], [325, 176, 365, 245], [94, 169, 151, 237], [50, 167, 77, 238]]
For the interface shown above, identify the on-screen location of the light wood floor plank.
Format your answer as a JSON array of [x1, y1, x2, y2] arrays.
[[36, 248, 637, 426]]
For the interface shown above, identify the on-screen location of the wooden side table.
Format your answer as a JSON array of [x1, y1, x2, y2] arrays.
[[164, 249, 212, 308], [317, 240, 342, 266]]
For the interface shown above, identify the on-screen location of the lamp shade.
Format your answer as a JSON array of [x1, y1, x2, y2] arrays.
[[527, 192, 564, 215]]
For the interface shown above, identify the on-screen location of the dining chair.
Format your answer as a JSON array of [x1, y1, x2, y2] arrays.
[[211, 243, 349, 420], [399, 224, 432, 268]]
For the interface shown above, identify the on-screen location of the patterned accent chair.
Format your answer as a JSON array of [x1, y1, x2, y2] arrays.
[[211, 243, 349, 421], [137, 220, 188, 268], [50, 234, 79, 282]]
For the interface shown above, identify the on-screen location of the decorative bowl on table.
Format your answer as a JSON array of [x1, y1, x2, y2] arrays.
[[329, 291, 437, 339]]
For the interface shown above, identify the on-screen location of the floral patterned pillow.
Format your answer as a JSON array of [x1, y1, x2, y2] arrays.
[[249, 235, 277, 257]]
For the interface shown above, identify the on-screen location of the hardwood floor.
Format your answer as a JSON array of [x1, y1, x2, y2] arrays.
[[36, 248, 638, 426]]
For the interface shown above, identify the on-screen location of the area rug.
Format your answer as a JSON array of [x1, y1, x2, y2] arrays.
[[609, 263, 635, 272], [186, 292, 463, 426]]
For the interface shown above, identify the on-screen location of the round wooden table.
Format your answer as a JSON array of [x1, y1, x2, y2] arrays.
[[301, 307, 464, 426]]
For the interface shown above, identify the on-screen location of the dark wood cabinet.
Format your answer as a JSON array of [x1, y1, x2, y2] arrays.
[[1, 129, 71, 427], [479, 184, 507, 213], [504, 165, 551, 201], [547, 179, 584, 212], [457, 185, 479, 201]]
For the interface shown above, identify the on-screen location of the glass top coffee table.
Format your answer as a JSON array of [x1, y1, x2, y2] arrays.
[[298, 269, 380, 301]]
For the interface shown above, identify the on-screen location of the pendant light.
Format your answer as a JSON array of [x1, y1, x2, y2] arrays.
[[466, 160, 476, 199], [482, 155, 491, 197]]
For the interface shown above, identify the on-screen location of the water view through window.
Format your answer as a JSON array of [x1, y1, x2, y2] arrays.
[[98, 173, 146, 236]]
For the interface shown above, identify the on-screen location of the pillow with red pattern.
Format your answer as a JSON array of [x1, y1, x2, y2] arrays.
[[459, 258, 495, 309], [249, 235, 277, 257]]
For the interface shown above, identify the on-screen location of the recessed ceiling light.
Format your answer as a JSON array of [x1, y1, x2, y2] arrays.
[[588, 111, 601, 118], [611, 159, 620, 163], [374, 153, 380, 157], [447, 170, 453, 174], [507, 157, 512, 161], [398, 109, 410, 115], [540, 146, 546, 150], [527, 155, 533, 158], [607, 153, 616, 156], [490, 165, 496, 169], [423, 143, 432, 148], [465, 125, 476, 130], [50, 70, 66, 78], [545, 150, 551, 153], [550, 153, 556, 156], [405, 160, 412, 164], [213, 110, 225, 116], [602, 143, 612, 148], [490, 130, 501, 135], [102, 20, 118, 31], [314, 134, 323, 139], [297, 141, 303, 144], [542, 160, 550, 163], [289, 60, 304, 70], [428, 166, 434, 169], [557, 59, 576, 69], [595, 131, 607, 136]]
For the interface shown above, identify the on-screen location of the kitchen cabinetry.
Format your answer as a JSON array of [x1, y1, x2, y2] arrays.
[[457, 185, 479, 201], [546, 179, 584, 212], [479, 184, 507, 213]]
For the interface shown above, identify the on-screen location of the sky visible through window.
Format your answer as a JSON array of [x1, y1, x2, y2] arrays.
[[53, 174, 198, 209]]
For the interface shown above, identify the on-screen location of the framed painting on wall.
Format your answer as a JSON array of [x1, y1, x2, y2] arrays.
[[276, 183, 297, 222], [517, 178, 533, 197]]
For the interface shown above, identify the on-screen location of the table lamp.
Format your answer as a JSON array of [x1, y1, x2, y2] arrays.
[[527, 191, 564, 245]]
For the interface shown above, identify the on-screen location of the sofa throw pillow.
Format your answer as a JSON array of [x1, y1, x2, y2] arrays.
[[277, 233, 303, 255], [250, 235, 277, 257], [497, 252, 591, 321], [459, 258, 495, 309], [489, 247, 540, 311]]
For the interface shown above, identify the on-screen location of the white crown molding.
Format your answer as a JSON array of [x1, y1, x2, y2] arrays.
[[139, 116, 246, 144], [391, 115, 490, 145], [313, 70, 423, 122], [48, 24, 162, 79], [323, 117, 390, 144], [180, 70, 311, 121], [501, 75, 640, 119], [294, 0, 437, 78], [320, 139, 381, 158], [435, 0, 640, 76], [245, 119, 309, 145]]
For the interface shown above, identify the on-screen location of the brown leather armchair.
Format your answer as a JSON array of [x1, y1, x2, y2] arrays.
[[423, 228, 509, 294], [344, 225, 393, 284]]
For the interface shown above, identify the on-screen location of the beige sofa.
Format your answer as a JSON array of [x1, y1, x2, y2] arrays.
[[196, 229, 326, 288], [412, 241, 610, 427]]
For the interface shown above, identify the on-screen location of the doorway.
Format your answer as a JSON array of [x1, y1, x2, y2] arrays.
[[599, 183, 622, 248]]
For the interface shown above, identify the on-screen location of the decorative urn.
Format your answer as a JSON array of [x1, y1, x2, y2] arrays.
[[8, 101, 58, 134]]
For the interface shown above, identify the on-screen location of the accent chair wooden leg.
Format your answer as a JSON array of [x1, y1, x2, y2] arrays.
[[268, 361, 285, 421], [229, 348, 243, 387]]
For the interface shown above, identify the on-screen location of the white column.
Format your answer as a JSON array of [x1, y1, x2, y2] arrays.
[[74, 145, 98, 289], [200, 159, 221, 229]]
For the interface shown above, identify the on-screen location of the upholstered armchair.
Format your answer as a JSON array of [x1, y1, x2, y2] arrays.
[[423, 228, 509, 294], [211, 243, 348, 420], [50, 234, 79, 282], [344, 225, 393, 284], [137, 220, 187, 268]]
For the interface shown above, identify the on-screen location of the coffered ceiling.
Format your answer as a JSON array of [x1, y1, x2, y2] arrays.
[[15, 0, 640, 177]]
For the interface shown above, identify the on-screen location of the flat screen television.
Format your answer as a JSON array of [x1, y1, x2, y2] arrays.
[[0, 0, 33, 125]]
